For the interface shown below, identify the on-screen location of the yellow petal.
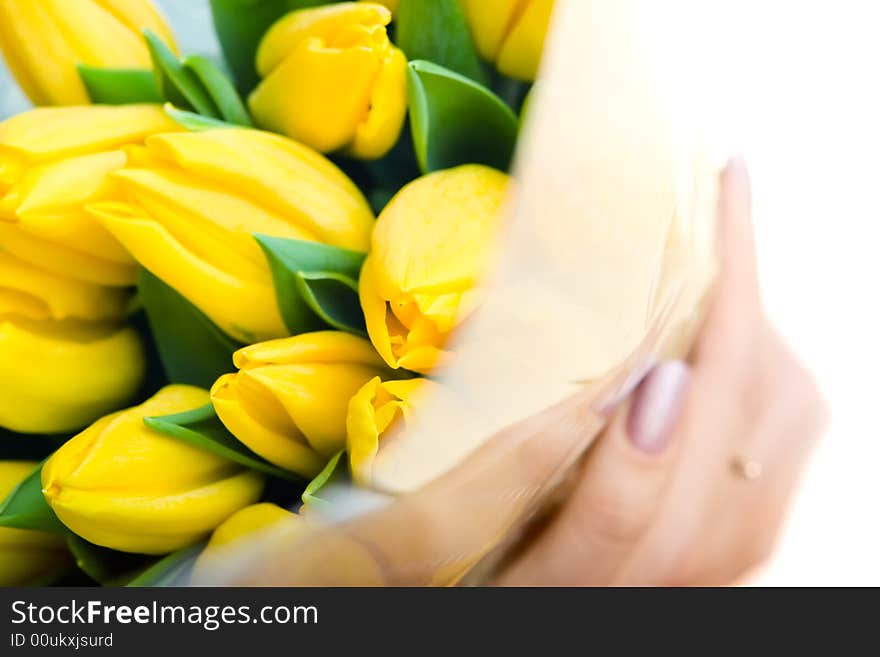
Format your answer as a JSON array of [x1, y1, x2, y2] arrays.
[[0, 247, 129, 321], [233, 331, 386, 370], [459, 0, 523, 62], [46, 468, 263, 554], [256, 2, 392, 76], [0, 318, 145, 434], [42, 385, 265, 554], [0, 105, 181, 163], [211, 374, 325, 478], [1, 150, 135, 265], [346, 46, 408, 160], [93, 0, 177, 54], [89, 201, 286, 344], [347, 377, 431, 487], [250, 36, 382, 154], [361, 166, 508, 372], [143, 130, 374, 251], [249, 361, 386, 458], [111, 167, 313, 276], [0, 222, 137, 287], [496, 0, 555, 81]]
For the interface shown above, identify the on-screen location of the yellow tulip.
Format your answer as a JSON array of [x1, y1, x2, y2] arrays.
[[460, 0, 555, 81], [0, 105, 183, 290], [347, 376, 440, 488], [0, 0, 176, 106], [89, 129, 375, 343], [211, 332, 392, 478], [359, 165, 509, 373], [192, 502, 384, 586], [0, 318, 144, 434], [42, 385, 265, 554], [249, 2, 407, 159], [0, 461, 71, 586]]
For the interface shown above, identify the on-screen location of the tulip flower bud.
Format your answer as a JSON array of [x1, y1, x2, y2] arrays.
[[359, 165, 509, 373], [192, 502, 384, 586], [42, 386, 265, 554], [460, 0, 555, 81], [0, 461, 71, 586], [0, 0, 176, 106], [212, 332, 393, 477], [89, 128, 375, 343], [347, 376, 442, 488], [0, 318, 145, 434], [0, 105, 183, 290], [249, 2, 408, 159]]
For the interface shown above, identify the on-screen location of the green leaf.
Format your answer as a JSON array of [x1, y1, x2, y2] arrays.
[[144, 404, 299, 481], [301, 451, 347, 509], [66, 534, 150, 585], [78, 66, 162, 104], [126, 543, 205, 587], [138, 268, 240, 389], [145, 30, 220, 117], [407, 60, 518, 173], [396, 0, 488, 85], [182, 55, 253, 126], [296, 272, 366, 334], [255, 235, 367, 335], [0, 461, 65, 533], [209, 0, 340, 95], [164, 105, 237, 131]]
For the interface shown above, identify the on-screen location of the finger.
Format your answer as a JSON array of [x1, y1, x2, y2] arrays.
[[709, 332, 829, 584], [496, 361, 691, 586], [695, 155, 763, 366]]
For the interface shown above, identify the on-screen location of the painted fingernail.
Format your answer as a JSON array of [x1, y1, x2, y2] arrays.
[[626, 361, 691, 454]]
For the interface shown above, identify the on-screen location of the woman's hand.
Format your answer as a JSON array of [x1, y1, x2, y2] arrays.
[[495, 157, 829, 585]]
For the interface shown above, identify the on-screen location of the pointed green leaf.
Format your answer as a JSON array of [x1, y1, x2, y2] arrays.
[[210, 0, 340, 94], [164, 105, 237, 131], [144, 404, 299, 481], [66, 534, 150, 585], [145, 30, 220, 117], [182, 55, 253, 126], [255, 235, 367, 335], [301, 451, 347, 509], [126, 543, 205, 587], [0, 461, 65, 533], [408, 60, 518, 173], [78, 66, 162, 104], [396, 0, 488, 85], [295, 272, 366, 334], [138, 268, 240, 389]]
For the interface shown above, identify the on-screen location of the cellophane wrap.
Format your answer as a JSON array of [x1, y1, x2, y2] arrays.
[[192, 0, 724, 586]]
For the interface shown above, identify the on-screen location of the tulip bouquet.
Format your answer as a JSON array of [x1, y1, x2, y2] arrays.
[[0, 0, 561, 586]]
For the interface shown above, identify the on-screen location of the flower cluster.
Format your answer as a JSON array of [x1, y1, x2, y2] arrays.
[[0, 0, 554, 585]]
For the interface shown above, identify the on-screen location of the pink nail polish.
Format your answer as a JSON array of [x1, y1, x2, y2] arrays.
[[626, 361, 691, 454]]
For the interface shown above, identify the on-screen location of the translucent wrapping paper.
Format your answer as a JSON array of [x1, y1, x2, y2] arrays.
[[187, 0, 723, 586]]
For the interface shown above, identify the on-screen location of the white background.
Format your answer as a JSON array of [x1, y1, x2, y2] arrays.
[[1, 0, 877, 585]]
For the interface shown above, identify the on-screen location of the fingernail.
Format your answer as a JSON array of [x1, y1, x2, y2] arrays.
[[626, 361, 691, 454]]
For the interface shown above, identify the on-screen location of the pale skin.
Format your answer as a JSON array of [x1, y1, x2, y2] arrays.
[[213, 158, 829, 587]]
